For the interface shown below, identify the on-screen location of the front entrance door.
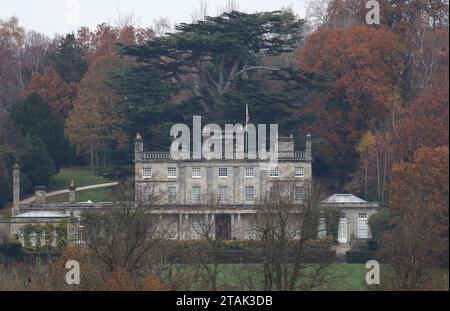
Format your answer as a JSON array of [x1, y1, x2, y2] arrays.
[[215, 214, 231, 240]]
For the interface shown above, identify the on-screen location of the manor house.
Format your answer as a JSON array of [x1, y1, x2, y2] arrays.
[[1, 130, 379, 250]]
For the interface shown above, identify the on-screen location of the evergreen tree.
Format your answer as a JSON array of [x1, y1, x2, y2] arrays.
[[21, 135, 56, 186], [117, 10, 309, 149], [52, 33, 88, 83], [12, 93, 72, 169]]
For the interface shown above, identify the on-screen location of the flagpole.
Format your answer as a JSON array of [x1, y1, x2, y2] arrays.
[[245, 104, 249, 158]]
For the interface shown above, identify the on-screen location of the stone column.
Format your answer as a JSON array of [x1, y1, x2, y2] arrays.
[[34, 186, 47, 205], [68, 180, 76, 203], [185, 214, 190, 240], [237, 213, 243, 240], [12, 163, 20, 216], [305, 133, 312, 160], [178, 214, 183, 240], [231, 214, 235, 239]]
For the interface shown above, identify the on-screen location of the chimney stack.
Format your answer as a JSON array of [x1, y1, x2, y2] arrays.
[[69, 180, 76, 203], [12, 163, 20, 216], [135, 132, 143, 161], [306, 133, 312, 159], [34, 186, 47, 205]]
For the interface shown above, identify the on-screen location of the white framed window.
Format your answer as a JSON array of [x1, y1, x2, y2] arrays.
[[31, 231, 37, 247], [269, 167, 279, 178], [191, 186, 201, 203], [142, 167, 152, 178], [295, 167, 304, 178], [318, 217, 326, 239], [357, 213, 369, 238], [218, 167, 228, 178], [245, 167, 254, 178], [143, 187, 153, 202], [52, 231, 58, 247], [218, 186, 228, 203], [167, 167, 177, 178], [168, 187, 177, 203], [77, 225, 84, 245], [338, 213, 348, 243], [19, 228, 24, 246], [245, 186, 255, 202], [192, 167, 201, 178], [295, 186, 304, 202], [192, 221, 202, 240], [41, 229, 46, 246]]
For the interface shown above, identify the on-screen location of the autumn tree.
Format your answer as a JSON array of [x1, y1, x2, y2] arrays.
[[65, 54, 129, 167], [295, 25, 404, 188], [22, 66, 78, 120], [378, 146, 449, 290], [76, 23, 154, 62]]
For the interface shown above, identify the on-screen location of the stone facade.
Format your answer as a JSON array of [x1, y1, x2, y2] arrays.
[[3, 131, 379, 247]]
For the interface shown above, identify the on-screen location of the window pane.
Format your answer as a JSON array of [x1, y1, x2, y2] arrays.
[[192, 186, 201, 203], [295, 186, 304, 201], [218, 186, 228, 203], [245, 186, 255, 202], [192, 167, 201, 178], [219, 167, 228, 177], [143, 168, 152, 177], [168, 187, 177, 203], [269, 167, 279, 177], [318, 217, 326, 239], [357, 213, 368, 238], [295, 167, 304, 177], [245, 167, 254, 177], [168, 167, 177, 178]]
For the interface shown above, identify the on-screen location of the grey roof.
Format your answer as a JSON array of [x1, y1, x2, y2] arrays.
[[13, 211, 69, 218], [322, 194, 367, 204]]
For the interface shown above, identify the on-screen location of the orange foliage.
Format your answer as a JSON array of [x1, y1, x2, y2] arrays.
[[102, 266, 137, 291], [296, 25, 404, 169], [141, 276, 168, 291], [22, 66, 78, 120], [396, 77, 449, 159]]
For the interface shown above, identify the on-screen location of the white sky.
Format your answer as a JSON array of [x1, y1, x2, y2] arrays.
[[1, 0, 307, 38]]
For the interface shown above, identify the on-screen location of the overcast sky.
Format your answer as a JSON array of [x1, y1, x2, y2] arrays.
[[1, 0, 307, 38]]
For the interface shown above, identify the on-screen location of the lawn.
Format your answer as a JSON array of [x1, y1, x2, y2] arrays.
[[44, 167, 115, 203], [190, 263, 368, 291], [47, 187, 114, 204], [48, 167, 110, 191]]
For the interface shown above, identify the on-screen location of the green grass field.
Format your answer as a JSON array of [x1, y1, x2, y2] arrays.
[[47, 187, 114, 203], [45, 167, 115, 203], [48, 167, 110, 191], [192, 263, 368, 291]]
